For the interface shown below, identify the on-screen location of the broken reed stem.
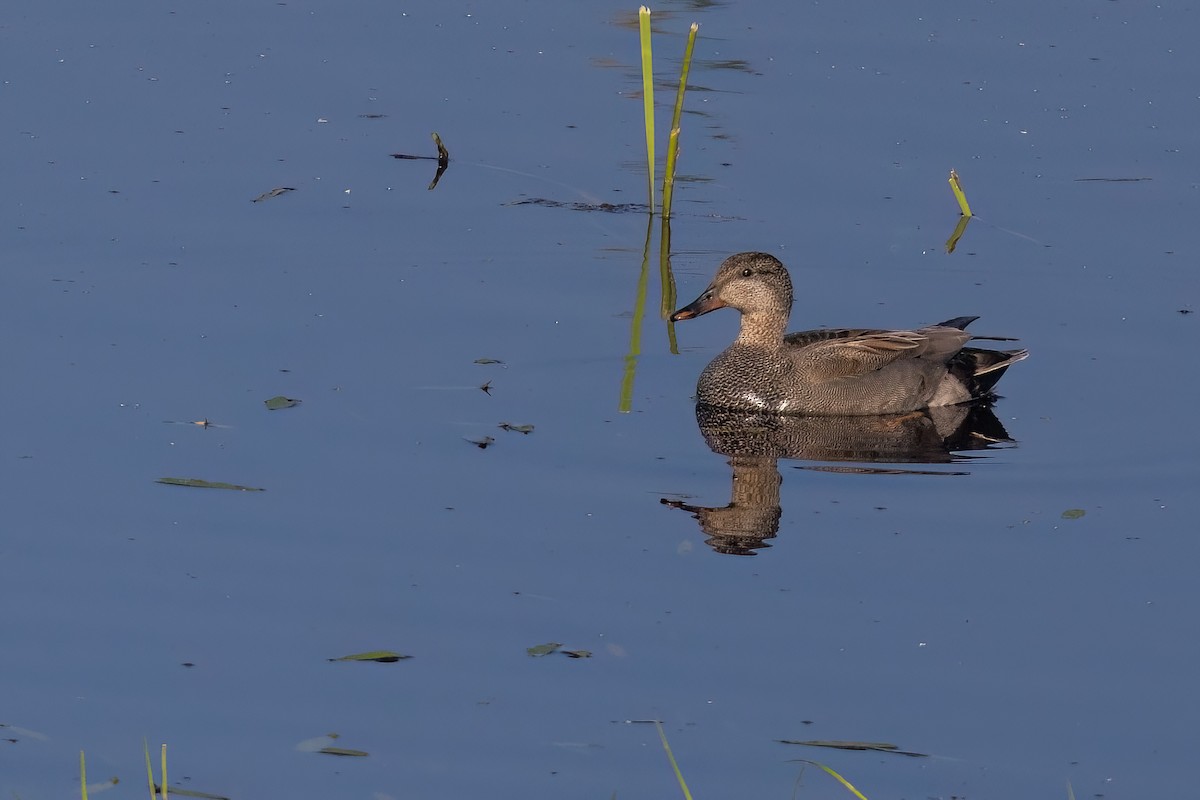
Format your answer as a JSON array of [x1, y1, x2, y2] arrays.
[[948, 169, 973, 217]]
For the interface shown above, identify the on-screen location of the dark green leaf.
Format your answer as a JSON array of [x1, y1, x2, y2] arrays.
[[526, 642, 562, 657]]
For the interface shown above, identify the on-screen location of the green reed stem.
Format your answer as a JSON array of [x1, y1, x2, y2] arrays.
[[639, 7, 655, 211], [661, 22, 697, 219]]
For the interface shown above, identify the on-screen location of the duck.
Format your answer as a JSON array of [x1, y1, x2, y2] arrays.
[[670, 252, 1027, 415]]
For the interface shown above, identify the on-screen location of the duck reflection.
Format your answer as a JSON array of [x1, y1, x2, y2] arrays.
[[661, 403, 1015, 555]]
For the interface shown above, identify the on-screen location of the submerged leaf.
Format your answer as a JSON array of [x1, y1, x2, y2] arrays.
[[318, 747, 369, 757], [562, 649, 592, 659], [156, 477, 265, 492], [264, 395, 301, 410], [474, 358, 504, 365], [466, 436, 495, 449], [526, 642, 563, 657], [329, 650, 412, 663], [1061, 508, 1086, 520], [498, 422, 535, 434]]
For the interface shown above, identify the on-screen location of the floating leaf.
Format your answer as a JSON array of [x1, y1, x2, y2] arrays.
[[329, 650, 412, 663], [474, 358, 504, 365], [498, 422, 534, 434], [264, 395, 301, 410], [466, 436, 495, 449], [156, 477, 265, 492], [562, 649, 592, 659], [1061, 508, 1086, 520], [778, 739, 928, 758], [527, 642, 562, 657], [251, 187, 296, 203], [780, 739, 897, 752], [318, 747, 369, 758]]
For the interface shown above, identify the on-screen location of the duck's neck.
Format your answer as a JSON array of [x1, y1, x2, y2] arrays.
[[736, 311, 788, 347]]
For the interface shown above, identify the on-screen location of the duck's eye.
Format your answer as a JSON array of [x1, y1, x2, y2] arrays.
[[741, 268, 753, 277]]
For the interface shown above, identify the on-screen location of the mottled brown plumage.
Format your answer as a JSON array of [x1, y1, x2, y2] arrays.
[[670, 252, 1027, 415]]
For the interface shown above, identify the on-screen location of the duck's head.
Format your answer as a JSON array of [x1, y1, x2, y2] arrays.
[[670, 252, 794, 322]]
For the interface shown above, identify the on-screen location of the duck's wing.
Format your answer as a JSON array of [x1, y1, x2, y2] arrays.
[[788, 326, 972, 381], [784, 327, 889, 347]]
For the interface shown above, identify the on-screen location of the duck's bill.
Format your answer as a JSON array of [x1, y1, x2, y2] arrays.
[[670, 292, 725, 321]]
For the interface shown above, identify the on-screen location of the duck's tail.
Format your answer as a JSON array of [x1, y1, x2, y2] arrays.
[[954, 347, 1029, 398]]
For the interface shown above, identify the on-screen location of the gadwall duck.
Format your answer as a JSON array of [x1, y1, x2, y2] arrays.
[[670, 252, 1027, 415]]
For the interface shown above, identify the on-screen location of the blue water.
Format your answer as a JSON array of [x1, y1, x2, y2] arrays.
[[4, 1, 1197, 797]]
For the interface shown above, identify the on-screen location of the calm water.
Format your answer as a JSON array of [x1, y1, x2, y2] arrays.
[[4, 1, 1198, 797]]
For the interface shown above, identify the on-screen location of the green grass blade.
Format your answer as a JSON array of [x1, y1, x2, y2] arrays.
[[144, 739, 156, 800], [639, 6, 655, 211], [795, 759, 869, 800], [654, 721, 694, 800], [160, 744, 168, 800], [80, 751, 87, 800]]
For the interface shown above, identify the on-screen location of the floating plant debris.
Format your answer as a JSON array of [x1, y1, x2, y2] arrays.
[[328, 650, 412, 663], [156, 477, 265, 492], [252, 186, 296, 203], [505, 197, 650, 214]]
